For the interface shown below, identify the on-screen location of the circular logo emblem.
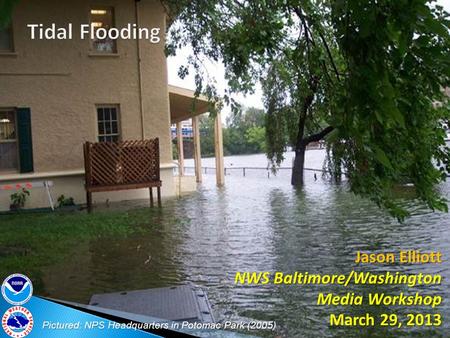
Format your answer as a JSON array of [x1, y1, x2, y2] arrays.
[[1, 274, 33, 305], [2, 306, 33, 337]]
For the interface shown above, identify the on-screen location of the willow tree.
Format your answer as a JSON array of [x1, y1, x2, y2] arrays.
[[164, 0, 450, 218]]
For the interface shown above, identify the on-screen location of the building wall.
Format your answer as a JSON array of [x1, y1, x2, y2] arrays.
[[0, 0, 176, 210]]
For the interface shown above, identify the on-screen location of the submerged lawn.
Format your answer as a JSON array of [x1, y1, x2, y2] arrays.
[[0, 208, 166, 290]]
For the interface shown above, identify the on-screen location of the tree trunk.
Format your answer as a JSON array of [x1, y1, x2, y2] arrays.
[[291, 142, 307, 186], [290, 126, 334, 186]]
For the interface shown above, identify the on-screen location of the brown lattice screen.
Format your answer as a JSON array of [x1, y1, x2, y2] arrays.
[[83, 139, 162, 210]]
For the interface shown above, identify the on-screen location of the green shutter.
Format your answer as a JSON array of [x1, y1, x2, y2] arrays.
[[17, 107, 34, 173]]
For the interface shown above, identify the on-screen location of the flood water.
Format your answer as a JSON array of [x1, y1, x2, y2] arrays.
[[41, 151, 449, 338]]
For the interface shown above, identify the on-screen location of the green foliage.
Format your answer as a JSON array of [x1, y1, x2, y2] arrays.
[[198, 107, 266, 156], [225, 106, 266, 154], [223, 127, 248, 155], [199, 115, 216, 157], [164, 0, 450, 219], [172, 141, 178, 159], [10, 188, 30, 209], [246, 126, 266, 152], [330, 0, 450, 219], [57, 195, 75, 208]]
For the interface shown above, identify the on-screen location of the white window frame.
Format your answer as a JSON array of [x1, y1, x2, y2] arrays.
[[89, 6, 117, 53], [0, 108, 19, 172], [96, 105, 121, 142]]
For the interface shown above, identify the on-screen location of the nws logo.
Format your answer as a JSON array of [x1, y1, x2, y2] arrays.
[[1, 274, 33, 305], [2, 306, 34, 338]]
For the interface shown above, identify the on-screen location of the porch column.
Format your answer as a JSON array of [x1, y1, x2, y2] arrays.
[[176, 121, 185, 176], [214, 112, 225, 186], [192, 116, 202, 183]]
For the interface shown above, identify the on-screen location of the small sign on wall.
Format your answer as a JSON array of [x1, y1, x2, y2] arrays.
[[0, 181, 53, 191]]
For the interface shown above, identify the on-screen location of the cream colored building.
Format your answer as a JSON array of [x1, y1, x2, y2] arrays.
[[0, 0, 218, 211]]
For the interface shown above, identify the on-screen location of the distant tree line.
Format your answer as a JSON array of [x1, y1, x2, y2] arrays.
[[200, 107, 266, 157]]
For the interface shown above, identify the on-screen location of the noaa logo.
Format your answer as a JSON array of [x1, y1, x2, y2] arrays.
[[2, 306, 34, 337], [1, 274, 33, 305]]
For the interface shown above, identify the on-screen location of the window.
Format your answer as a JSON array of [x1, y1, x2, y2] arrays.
[[0, 110, 18, 171], [90, 7, 116, 53], [0, 24, 13, 52], [97, 105, 120, 142]]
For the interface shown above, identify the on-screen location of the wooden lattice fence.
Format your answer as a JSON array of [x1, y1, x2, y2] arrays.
[[83, 139, 162, 211]]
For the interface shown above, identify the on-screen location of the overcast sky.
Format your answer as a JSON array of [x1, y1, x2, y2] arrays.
[[167, 0, 450, 120]]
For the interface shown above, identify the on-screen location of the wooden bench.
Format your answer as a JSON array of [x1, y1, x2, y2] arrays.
[[83, 139, 162, 212]]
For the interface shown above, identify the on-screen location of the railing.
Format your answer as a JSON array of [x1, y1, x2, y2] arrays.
[[182, 166, 328, 178], [183, 164, 450, 179]]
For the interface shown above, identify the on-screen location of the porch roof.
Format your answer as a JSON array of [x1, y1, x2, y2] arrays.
[[169, 85, 211, 123]]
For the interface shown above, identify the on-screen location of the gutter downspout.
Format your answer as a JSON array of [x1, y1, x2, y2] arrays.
[[135, 0, 145, 139]]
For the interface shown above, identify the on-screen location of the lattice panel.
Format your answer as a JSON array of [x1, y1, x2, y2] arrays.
[[84, 139, 160, 187]]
